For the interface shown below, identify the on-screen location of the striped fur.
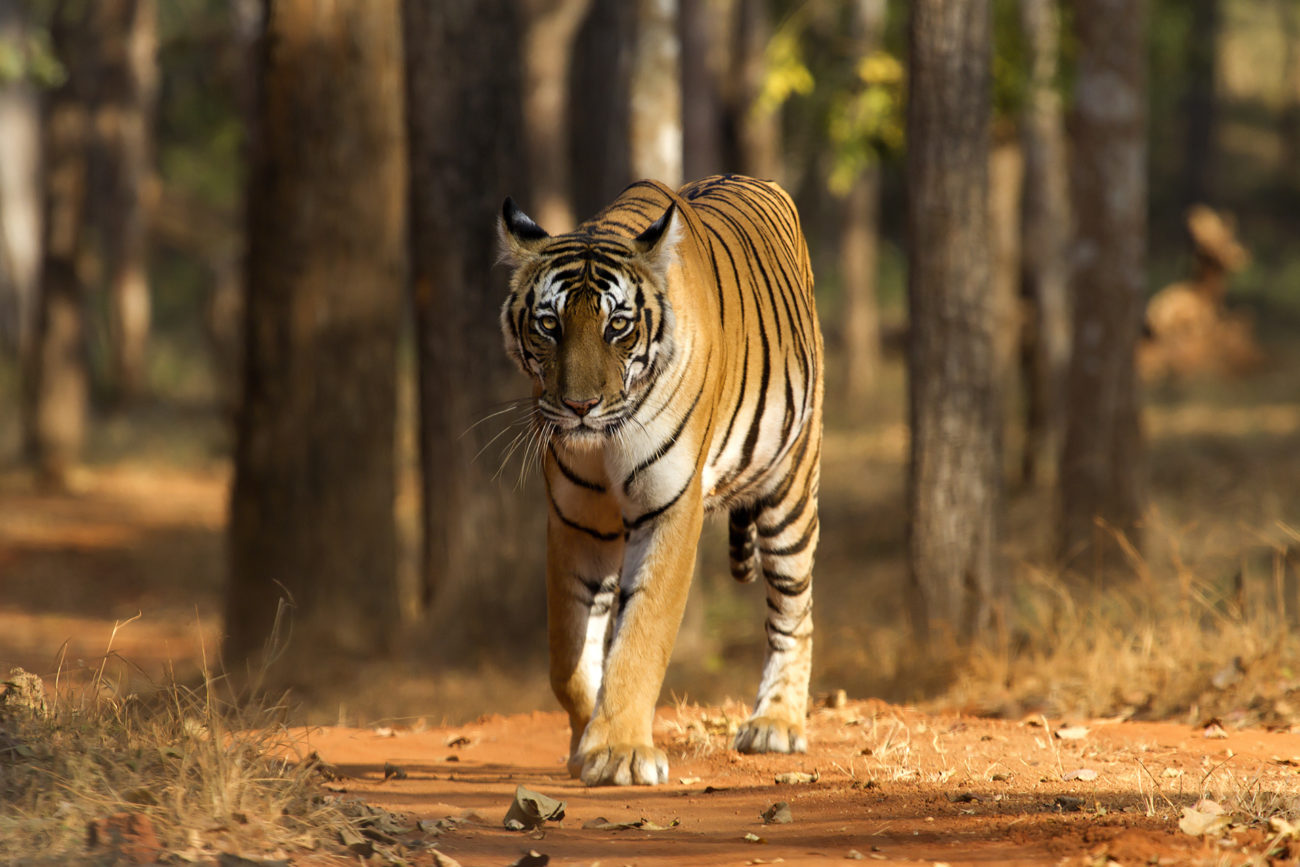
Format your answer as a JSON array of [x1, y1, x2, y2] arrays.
[[500, 174, 823, 786]]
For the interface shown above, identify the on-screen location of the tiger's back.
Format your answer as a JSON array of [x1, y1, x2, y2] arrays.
[[499, 173, 822, 785]]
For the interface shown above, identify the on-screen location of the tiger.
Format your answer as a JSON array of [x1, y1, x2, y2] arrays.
[[498, 173, 823, 786]]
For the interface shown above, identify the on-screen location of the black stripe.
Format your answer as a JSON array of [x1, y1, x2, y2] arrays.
[[762, 567, 810, 596], [623, 476, 692, 530], [761, 516, 818, 558], [550, 492, 622, 541], [758, 486, 812, 539], [622, 381, 705, 494], [550, 442, 606, 492]]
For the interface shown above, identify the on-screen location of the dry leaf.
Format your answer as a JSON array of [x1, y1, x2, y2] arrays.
[[679, 776, 701, 785], [1062, 768, 1098, 781], [774, 770, 820, 784], [1179, 800, 1230, 837], [581, 816, 679, 831], [744, 832, 768, 844], [1054, 726, 1089, 740], [503, 786, 566, 831]]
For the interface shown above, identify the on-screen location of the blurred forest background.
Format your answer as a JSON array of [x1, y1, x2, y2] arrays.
[[1, 0, 1299, 727]]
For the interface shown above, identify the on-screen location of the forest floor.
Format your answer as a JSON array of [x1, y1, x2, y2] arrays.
[[3, 336, 1300, 863], [4, 464, 1300, 865], [294, 703, 1300, 867]]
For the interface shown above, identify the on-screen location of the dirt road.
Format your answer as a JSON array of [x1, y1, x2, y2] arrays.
[[302, 700, 1300, 866]]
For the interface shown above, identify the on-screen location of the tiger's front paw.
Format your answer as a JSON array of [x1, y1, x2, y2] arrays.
[[733, 716, 807, 754], [570, 743, 669, 786]]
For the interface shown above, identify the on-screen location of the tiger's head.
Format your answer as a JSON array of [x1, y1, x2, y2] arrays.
[[498, 198, 681, 443]]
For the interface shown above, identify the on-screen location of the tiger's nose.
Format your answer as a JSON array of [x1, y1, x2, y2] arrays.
[[563, 396, 600, 417]]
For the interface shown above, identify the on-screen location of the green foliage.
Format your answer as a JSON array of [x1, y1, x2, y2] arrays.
[[757, 25, 816, 113], [826, 50, 905, 194], [763, 0, 1053, 194], [763, 1, 907, 196], [0, 18, 64, 87]]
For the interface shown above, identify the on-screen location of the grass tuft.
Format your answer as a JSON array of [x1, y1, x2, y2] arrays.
[[0, 623, 400, 864]]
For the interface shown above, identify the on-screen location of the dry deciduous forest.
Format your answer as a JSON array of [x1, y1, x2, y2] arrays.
[[2, 0, 1300, 864]]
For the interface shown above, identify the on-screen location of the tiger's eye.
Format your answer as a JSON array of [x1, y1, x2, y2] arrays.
[[609, 315, 631, 333], [537, 314, 560, 335]]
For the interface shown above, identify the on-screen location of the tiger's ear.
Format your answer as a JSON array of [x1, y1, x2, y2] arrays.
[[632, 202, 682, 280], [499, 197, 550, 264]]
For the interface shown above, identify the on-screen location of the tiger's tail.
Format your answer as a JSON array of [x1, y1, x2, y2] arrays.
[[728, 506, 760, 583]]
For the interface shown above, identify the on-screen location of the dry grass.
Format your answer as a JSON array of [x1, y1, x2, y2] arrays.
[[943, 521, 1300, 727], [0, 620, 415, 864]]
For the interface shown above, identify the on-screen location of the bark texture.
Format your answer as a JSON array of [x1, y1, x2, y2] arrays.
[[0, 0, 42, 359], [630, 0, 682, 185], [1017, 0, 1071, 487], [521, 0, 592, 232], [226, 0, 405, 668], [26, 2, 97, 487], [730, 0, 780, 180], [679, 0, 727, 180], [1058, 0, 1147, 578], [838, 0, 886, 410], [906, 0, 1000, 645], [568, 0, 634, 220], [1181, 0, 1219, 210], [88, 0, 157, 405], [403, 0, 546, 643]]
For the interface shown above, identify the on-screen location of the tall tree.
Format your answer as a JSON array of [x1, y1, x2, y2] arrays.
[[0, 0, 43, 360], [1058, 0, 1147, 577], [730, 0, 780, 179], [568, 0, 634, 219], [630, 0, 682, 185], [521, 0, 592, 232], [1017, 0, 1071, 486], [403, 0, 546, 640], [906, 0, 999, 645], [679, 0, 727, 180], [1182, 0, 1219, 210], [88, 0, 158, 405], [26, 1, 97, 487], [839, 0, 887, 408], [225, 0, 405, 669], [1281, 0, 1300, 191]]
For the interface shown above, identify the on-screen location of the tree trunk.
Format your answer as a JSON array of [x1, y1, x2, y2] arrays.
[[630, 0, 682, 185], [1017, 0, 1071, 487], [403, 0, 547, 644], [87, 0, 158, 406], [1182, 0, 1219, 210], [906, 0, 999, 647], [521, 0, 592, 232], [1058, 0, 1147, 579], [0, 0, 42, 360], [568, 0, 634, 219], [1281, 0, 1300, 190], [679, 0, 727, 180], [26, 2, 97, 488], [729, 0, 780, 180], [225, 0, 405, 670], [838, 0, 886, 410]]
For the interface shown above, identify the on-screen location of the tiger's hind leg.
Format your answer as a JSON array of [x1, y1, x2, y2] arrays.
[[733, 449, 819, 755]]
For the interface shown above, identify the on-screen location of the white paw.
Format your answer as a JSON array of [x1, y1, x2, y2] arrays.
[[572, 743, 669, 786], [733, 716, 807, 754]]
